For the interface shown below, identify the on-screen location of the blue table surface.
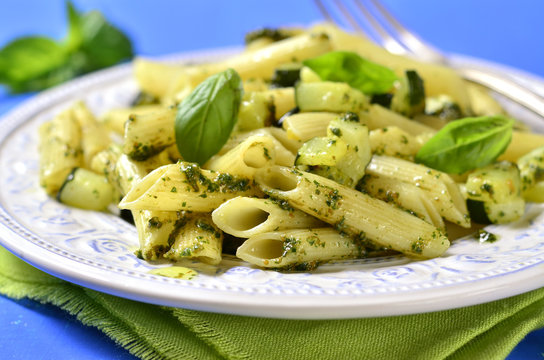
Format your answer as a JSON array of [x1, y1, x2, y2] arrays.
[[0, 1, 543, 358]]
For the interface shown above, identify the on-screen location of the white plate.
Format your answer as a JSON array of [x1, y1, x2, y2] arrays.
[[1, 49, 543, 319]]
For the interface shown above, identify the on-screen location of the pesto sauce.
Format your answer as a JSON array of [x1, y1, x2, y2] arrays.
[[135, 244, 169, 261], [196, 219, 222, 238], [148, 216, 163, 229], [180, 163, 252, 194], [281, 236, 300, 258], [410, 237, 424, 254], [477, 229, 498, 243], [167, 213, 190, 247], [148, 266, 197, 280], [263, 147, 271, 160], [330, 127, 342, 137], [325, 189, 342, 210], [129, 142, 163, 161], [340, 111, 359, 122], [266, 196, 295, 212], [277, 261, 321, 272]]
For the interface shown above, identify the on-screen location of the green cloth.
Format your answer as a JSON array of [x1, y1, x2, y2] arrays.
[[0, 246, 543, 360]]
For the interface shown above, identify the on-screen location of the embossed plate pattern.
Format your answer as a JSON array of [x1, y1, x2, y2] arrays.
[[0, 49, 543, 319]]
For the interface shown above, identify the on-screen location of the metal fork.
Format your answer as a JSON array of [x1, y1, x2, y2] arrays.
[[314, 0, 544, 119]]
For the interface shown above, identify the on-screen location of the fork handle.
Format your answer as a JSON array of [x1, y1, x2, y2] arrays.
[[455, 67, 544, 119]]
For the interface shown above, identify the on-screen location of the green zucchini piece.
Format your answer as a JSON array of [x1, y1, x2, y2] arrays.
[[391, 70, 425, 117], [295, 81, 369, 113], [465, 161, 521, 204], [466, 199, 491, 224], [295, 137, 348, 166], [57, 168, 114, 211], [523, 181, 544, 202], [484, 198, 525, 224], [465, 161, 525, 224], [270, 63, 302, 88], [370, 93, 393, 108], [327, 118, 371, 184], [237, 92, 274, 131], [425, 94, 463, 121], [295, 113, 370, 187], [517, 146, 544, 192], [299, 66, 321, 83]]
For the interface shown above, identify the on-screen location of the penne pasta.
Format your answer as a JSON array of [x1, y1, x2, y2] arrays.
[[366, 155, 470, 227], [368, 126, 421, 160], [123, 107, 176, 161], [212, 196, 323, 238], [183, 32, 332, 88], [361, 175, 445, 230], [237, 228, 367, 269], [164, 213, 223, 265], [282, 112, 337, 141], [255, 166, 449, 258], [499, 131, 544, 162], [218, 127, 298, 166], [72, 101, 110, 168], [119, 162, 261, 212], [38, 107, 83, 195], [206, 134, 277, 178], [359, 104, 436, 136], [260, 87, 296, 120], [92, 147, 172, 196], [134, 58, 188, 99], [133, 209, 180, 261], [100, 104, 165, 135]]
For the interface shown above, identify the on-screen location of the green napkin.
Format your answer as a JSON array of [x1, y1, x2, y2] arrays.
[[0, 246, 543, 360]]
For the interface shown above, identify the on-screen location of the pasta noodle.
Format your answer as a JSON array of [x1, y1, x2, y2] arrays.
[[206, 134, 277, 178], [282, 112, 337, 141], [39, 107, 83, 195], [212, 196, 323, 238], [237, 228, 367, 269], [164, 213, 223, 265], [366, 155, 470, 227], [254, 166, 449, 258], [119, 162, 261, 212]]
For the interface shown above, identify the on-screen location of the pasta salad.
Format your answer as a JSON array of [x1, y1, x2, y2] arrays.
[[38, 23, 544, 271]]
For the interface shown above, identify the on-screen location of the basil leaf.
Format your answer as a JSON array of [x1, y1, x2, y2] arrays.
[[64, 1, 84, 52], [302, 51, 398, 95], [175, 69, 243, 165], [79, 11, 133, 71], [415, 115, 514, 174], [0, 1, 133, 93], [0, 37, 69, 92]]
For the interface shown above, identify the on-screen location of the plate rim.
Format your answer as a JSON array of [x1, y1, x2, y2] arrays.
[[0, 48, 543, 319]]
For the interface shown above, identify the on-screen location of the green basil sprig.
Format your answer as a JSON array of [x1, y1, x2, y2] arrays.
[[302, 51, 398, 95], [415, 115, 514, 174], [175, 69, 243, 166], [0, 2, 133, 93]]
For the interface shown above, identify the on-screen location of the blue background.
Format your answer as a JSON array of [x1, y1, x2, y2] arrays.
[[0, 1, 543, 358]]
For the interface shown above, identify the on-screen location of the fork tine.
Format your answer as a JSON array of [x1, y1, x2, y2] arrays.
[[314, 0, 408, 56], [352, 0, 408, 56], [366, 0, 445, 63], [314, 0, 335, 23], [332, 0, 367, 34], [314, 0, 365, 34]]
